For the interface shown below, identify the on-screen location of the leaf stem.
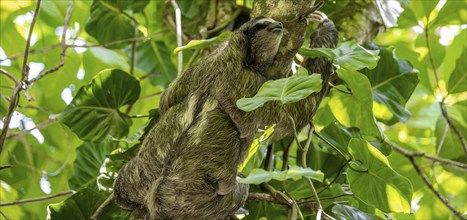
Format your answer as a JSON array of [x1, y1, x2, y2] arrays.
[[171, 0, 183, 76]]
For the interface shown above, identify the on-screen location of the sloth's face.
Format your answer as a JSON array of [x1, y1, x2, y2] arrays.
[[247, 17, 284, 70]]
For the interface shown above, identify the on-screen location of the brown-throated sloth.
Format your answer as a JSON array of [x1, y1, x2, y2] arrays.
[[113, 15, 338, 219]]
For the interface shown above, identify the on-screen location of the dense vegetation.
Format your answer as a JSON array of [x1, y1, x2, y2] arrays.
[[0, 0, 465, 219]]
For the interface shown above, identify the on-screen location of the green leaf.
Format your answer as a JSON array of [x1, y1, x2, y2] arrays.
[[239, 167, 324, 184], [47, 188, 129, 220], [239, 126, 274, 175], [133, 40, 177, 88], [83, 48, 130, 79], [59, 69, 140, 142], [347, 138, 413, 213], [432, 0, 467, 26], [85, 0, 137, 49], [299, 41, 380, 71], [362, 45, 419, 125], [173, 32, 232, 54], [447, 49, 467, 94], [329, 69, 382, 139], [236, 71, 322, 112], [68, 142, 113, 190], [435, 104, 467, 160], [332, 204, 381, 220], [318, 121, 361, 159]]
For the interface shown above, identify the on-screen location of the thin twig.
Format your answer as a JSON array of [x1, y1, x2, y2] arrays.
[[248, 193, 316, 207], [408, 157, 466, 220], [439, 102, 467, 156], [0, 165, 14, 170], [424, 23, 466, 156], [67, 32, 165, 48], [0, 69, 19, 85], [28, 0, 73, 84], [91, 193, 114, 220], [389, 141, 467, 170], [6, 119, 55, 140], [21, 0, 42, 81], [0, 0, 42, 154], [328, 82, 352, 94], [0, 191, 74, 207], [0, 210, 8, 220], [1, 43, 61, 62], [171, 0, 183, 75]]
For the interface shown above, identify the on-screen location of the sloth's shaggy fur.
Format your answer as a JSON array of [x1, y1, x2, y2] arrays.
[[113, 15, 338, 219]]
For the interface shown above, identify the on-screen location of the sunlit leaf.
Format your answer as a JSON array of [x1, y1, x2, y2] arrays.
[[239, 167, 324, 184], [329, 69, 382, 139], [347, 138, 413, 213], [47, 188, 128, 219], [236, 70, 322, 112], [173, 32, 232, 54], [362, 44, 419, 125], [239, 126, 274, 175], [447, 49, 467, 94], [299, 41, 380, 71], [59, 69, 140, 142]]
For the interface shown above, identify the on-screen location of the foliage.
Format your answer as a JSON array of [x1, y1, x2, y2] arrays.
[[0, 0, 465, 220]]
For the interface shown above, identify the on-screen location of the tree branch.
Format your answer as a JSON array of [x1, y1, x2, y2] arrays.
[[0, 191, 74, 207], [408, 157, 466, 220], [0, 69, 19, 85], [389, 141, 467, 170], [0, 0, 42, 154], [28, 0, 73, 84], [439, 101, 467, 156]]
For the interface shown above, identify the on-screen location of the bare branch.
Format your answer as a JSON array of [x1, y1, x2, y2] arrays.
[[0, 69, 19, 85], [408, 157, 466, 220], [0, 165, 14, 170], [21, 0, 42, 81], [439, 102, 467, 155], [0, 191, 74, 207], [389, 141, 467, 170], [67, 32, 166, 48], [6, 119, 56, 140], [1, 44, 61, 62], [28, 0, 73, 84], [0, 0, 42, 154]]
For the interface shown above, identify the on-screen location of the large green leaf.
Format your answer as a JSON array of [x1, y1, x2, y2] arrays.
[[47, 188, 129, 220], [299, 41, 380, 71], [347, 138, 413, 213], [85, 0, 148, 48], [133, 40, 177, 88], [236, 68, 322, 112], [173, 32, 232, 54], [239, 167, 324, 184], [59, 69, 140, 142], [68, 142, 113, 190], [328, 69, 381, 139], [362, 45, 419, 125], [447, 49, 467, 94]]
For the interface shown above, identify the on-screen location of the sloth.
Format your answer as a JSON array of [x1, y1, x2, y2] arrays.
[[113, 15, 338, 219]]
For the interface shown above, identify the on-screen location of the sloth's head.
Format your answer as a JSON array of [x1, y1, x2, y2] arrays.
[[235, 16, 284, 73]]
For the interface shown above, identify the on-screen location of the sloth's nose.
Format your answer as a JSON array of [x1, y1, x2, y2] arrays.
[[271, 22, 283, 29]]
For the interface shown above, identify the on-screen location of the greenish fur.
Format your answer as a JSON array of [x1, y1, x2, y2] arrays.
[[113, 16, 338, 219]]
